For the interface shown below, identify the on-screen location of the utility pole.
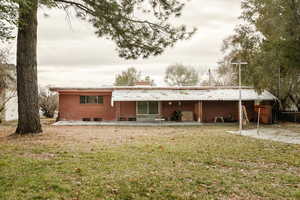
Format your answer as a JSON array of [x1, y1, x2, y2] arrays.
[[277, 66, 281, 122], [231, 61, 248, 135], [278, 66, 281, 98]]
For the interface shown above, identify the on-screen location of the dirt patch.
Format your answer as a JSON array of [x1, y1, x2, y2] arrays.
[[0, 125, 221, 151], [19, 152, 56, 160], [0, 123, 299, 199]]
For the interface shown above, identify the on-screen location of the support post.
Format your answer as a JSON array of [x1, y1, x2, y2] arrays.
[[115, 102, 121, 121], [197, 101, 203, 123], [198, 101, 201, 122], [239, 62, 242, 135], [257, 107, 261, 135]]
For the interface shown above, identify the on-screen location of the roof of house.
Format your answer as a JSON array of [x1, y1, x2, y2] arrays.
[[50, 85, 254, 91], [50, 86, 277, 101], [112, 89, 276, 102]]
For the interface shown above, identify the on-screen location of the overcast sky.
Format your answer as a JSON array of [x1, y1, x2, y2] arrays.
[[35, 0, 242, 87]]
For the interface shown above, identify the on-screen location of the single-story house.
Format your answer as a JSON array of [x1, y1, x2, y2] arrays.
[[50, 85, 277, 123]]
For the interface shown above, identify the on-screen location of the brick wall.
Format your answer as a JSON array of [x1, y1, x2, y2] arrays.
[[202, 101, 238, 123], [58, 91, 257, 123], [59, 92, 116, 121], [202, 101, 255, 123], [119, 101, 136, 119]]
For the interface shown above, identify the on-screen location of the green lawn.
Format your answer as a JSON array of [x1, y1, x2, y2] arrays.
[[0, 122, 299, 200]]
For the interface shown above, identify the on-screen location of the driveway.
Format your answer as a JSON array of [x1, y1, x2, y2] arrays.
[[228, 128, 300, 144]]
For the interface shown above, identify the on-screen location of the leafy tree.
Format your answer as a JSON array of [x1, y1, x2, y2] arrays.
[[0, 47, 15, 89], [164, 64, 199, 86], [218, 0, 300, 110], [200, 69, 226, 86], [0, 88, 16, 123], [0, 0, 195, 134], [143, 75, 155, 86], [114, 67, 141, 86], [0, 47, 16, 122], [114, 67, 155, 86], [0, 64, 15, 90]]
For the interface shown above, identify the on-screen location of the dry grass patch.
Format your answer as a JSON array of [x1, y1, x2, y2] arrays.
[[0, 121, 300, 200]]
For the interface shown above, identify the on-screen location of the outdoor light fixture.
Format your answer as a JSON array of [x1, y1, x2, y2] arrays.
[[178, 101, 182, 106], [169, 102, 172, 105]]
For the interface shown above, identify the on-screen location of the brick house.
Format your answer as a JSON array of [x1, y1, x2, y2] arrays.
[[50, 86, 277, 123]]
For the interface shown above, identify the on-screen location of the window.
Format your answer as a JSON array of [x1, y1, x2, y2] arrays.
[[80, 96, 104, 104], [137, 102, 148, 114], [80, 96, 86, 104], [97, 96, 104, 104], [137, 101, 159, 115], [149, 102, 159, 114]]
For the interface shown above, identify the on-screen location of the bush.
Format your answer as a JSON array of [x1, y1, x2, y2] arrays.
[[39, 89, 58, 118]]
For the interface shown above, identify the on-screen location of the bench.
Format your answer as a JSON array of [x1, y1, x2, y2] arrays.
[[155, 117, 165, 123]]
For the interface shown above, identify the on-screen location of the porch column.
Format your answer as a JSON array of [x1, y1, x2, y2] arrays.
[[115, 102, 121, 121], [160, 101, 163, 117], [198, 101, 203, 123]]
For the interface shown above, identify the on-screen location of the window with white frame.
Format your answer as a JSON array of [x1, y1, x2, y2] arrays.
[[137, 101, 159, 115]]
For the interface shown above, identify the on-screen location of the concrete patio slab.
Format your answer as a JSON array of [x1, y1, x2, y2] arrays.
[[53, 121, 208, 126], [227, 128, 300, 144]]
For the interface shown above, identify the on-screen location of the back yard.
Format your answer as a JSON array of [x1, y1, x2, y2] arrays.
[[0, 121, 300, 200]]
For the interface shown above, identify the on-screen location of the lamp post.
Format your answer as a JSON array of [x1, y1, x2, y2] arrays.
[[231, 61, 248, 134]]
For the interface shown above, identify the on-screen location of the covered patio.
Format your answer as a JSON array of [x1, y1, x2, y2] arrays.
[[111, 88, 276, 123]]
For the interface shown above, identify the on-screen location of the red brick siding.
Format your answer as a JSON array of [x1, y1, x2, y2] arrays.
[[119, 101, 136, 119], [202, 101, 256, 123], [59, 92, 116, 121], [58, 91, 257, 123], [202, 101, 238, 123]]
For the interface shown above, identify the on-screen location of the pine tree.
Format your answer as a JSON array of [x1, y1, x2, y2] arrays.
[[0, 0, 195, 134]]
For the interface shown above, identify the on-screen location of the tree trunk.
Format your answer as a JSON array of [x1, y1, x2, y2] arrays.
[[16, 0, 42, 134]]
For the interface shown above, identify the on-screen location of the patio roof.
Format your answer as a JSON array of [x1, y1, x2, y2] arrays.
[[111, 89, 277, 102]]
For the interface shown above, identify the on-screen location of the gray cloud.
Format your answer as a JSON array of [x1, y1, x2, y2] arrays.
[[35, 0, 242, 86]]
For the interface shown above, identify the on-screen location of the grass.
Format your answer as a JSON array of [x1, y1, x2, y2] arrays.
[[0, 121, 299, 200]]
